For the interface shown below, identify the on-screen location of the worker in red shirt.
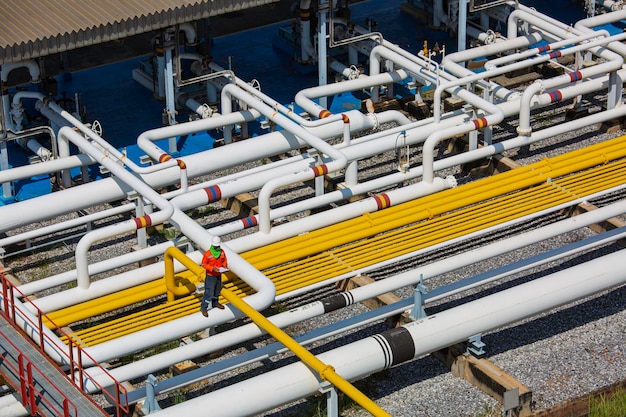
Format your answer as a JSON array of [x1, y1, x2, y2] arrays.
[[200, 235, 228, 317]]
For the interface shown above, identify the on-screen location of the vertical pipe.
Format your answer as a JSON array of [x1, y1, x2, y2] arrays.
[[458, 0, 468, 53], [318, 3, 328, 109]]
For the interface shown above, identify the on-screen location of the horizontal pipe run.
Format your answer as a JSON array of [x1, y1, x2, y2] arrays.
[[219, 285, 391, 417], [124, 223, 626, 404], [150, 248, 626, 416]]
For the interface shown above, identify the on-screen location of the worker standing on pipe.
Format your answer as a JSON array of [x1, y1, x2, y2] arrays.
[[200, 236, 228, 317]]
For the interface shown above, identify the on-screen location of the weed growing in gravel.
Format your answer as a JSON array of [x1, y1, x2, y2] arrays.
[[471, 404, 504, 417], [588, 387, 626, 417]]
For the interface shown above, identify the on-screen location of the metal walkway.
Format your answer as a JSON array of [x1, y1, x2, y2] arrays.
[[52, 134, 626, 347], [0, 314, 107, 417]]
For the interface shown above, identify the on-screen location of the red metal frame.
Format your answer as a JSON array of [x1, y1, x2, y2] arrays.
[[0, 330, 78, 417], [0, 273, 130, 417]]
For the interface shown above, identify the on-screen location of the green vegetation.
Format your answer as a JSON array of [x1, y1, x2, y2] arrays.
[[187, 205, 216, 218], [152, 227, 178, 240], [471, 404, 503, 417], [588, 387, 626, 417]]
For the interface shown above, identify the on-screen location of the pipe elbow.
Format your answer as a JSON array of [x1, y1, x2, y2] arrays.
[[165, 274, 197, 297], [1, 60, 40, 83], [179, 23, 197, 45]]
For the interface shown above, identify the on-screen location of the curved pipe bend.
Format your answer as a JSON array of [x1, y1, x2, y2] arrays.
[[59, 127, 175, 289]]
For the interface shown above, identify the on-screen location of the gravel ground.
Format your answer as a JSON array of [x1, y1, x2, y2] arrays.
[[3, 75, 626, 417]]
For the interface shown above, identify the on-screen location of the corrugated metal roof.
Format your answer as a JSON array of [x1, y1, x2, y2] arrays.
[[0, 0, 279, 65]]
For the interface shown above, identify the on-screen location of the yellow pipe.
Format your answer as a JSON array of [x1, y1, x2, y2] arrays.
[[245, 136, 626, 268], [43, 280, 164, 328], [50, 135, 626, 344], [164, 246, 205, 302], [219, 285, 391, 417]]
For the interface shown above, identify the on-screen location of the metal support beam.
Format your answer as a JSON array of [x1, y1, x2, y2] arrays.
[[319, 381, 339, 417], [141, 374, 162, 414], [409, 274, 427, 320]]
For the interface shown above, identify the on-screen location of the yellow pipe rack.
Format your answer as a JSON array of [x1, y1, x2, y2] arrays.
[[55, 134, 626, 345]]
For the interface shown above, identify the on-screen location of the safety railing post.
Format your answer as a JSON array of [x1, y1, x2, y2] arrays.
[[77, 345, 84, 391], [63, 398, 72, 417], [26, 362, 35, 413], [1, 274, 7, 317], [17, 354, 27, 408], [37, 312, 44, 352], [0, 275, 129, 416]]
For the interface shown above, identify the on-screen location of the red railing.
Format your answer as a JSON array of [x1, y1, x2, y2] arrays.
[[0, 331, 78, 417], [0, 273, 130, 417]]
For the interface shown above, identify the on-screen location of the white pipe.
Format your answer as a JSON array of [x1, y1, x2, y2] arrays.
[[507, 9, 568, 42], [7, 3, 624, 376], [329, 60, 363, 80], [226, 84, 626, 241], [180, 96, 212, 118], [26, 246, 178, 312], [227, 101, 626, 254], [151, 248, 626, 416], [575, 10, 626, 57], [14, 136, 52, 161], [422, 106, 504, 183], [169, 158, 315, 212], [221, 83, 348, 231], [0, 201, 132, 251], [0, 154, 93, 185], [1, 59, 622, 236], [508, 7, 624, 64], [0, 60, 40, 83], [59, 127, 175, 289], [298, 0, 316, 62], [80, 244, 274, 364], [518, 41, 624, 134], [483, 31, 608, 70], [48, 100, 181, 178], [51, 187, 626, 389], [230, 74, 412, 130], [136, 108, 260, 161], [294, 70, 408, 117], [87, 178, 626, 391], [458, 0, 467, 52], [369, 45, 497, 118], [18, 241, 173, 300], [178, 23, 197, 45], [431, 31, 602, 122], [598, 0, 625, 11], [444, 32, 543, 72], [210, 173, 455, 237]]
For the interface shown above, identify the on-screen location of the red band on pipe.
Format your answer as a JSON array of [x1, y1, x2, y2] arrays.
[[373, 193, 391, 210], [134, 215, 152, 229], [569, 71, 583, 82], [472, 117, 488, 129], [241, 216, 258, 228], [319, 110, 331, 119], [312, 165, 329, 176], [548, 90, 563, 102], [203, 185, 222, 202], [159, 154, 172, 163]]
